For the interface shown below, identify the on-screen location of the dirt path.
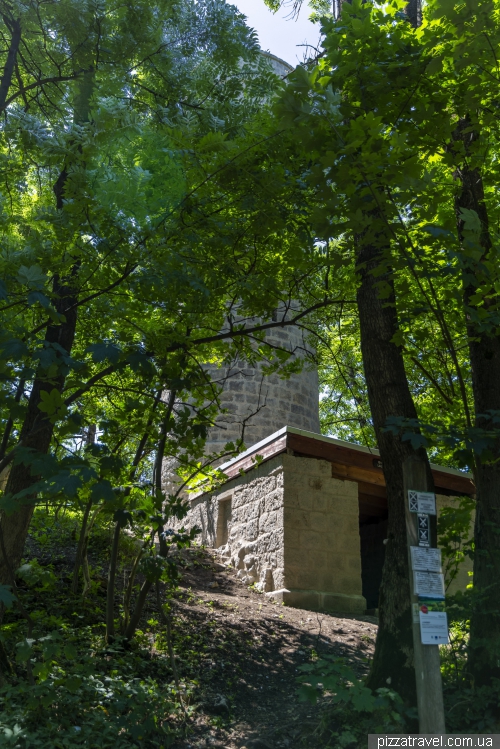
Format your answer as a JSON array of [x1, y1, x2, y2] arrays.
[[171, 548, 378, 749]]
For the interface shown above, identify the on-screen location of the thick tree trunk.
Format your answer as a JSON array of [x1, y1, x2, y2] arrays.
[[350, 0, 427, 706], [466, 347, 500, 686], [455, 153, 500, 687], [357, 235, 434, 706], [0, 274, 78, 588], [403, 0, 421, 27], [0, 66, 93, 594], [0, 13, 21, 112]]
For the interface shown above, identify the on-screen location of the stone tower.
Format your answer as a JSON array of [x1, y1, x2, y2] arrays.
[[195, 53, 321, 455], [162, 51, 321, 490], [260, 51, 293, 79], [202, 319, 321, 458]]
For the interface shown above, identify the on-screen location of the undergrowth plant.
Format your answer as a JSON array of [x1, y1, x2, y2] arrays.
[[0, 507, 200, 747], [297, 655, 414, 745]]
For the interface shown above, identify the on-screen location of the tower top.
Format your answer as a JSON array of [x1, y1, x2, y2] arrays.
[[260, 51, 294, 78]]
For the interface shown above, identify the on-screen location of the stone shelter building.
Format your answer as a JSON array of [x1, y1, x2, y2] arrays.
[[181, 426, 475, 615]]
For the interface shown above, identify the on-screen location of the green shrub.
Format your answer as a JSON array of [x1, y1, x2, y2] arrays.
[[0, 669, 179, 748]]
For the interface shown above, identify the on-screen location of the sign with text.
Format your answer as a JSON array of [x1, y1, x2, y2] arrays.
[[411, 546, 442, 573], [419, 608, 449, 645], [408, 490, 436, 515], [413, 571, 445, 599]]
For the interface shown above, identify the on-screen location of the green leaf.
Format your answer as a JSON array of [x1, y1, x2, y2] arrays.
[[87, 342, 122, 364], [297, 684, 318, 703], [27, 290, 50, 308], [459, 208, 481, 237], [16, 265, 47, 287], [0, 494, 21, 515], [0, 584, 16, 609], [64, 675, 83, 692], [16, 640, 33, 663], [90, 479, 115, 503], [64, 644, 78, 659], [426, 57, 443, 74], [0, 338, 29, 359], [37, 389, 68, 422]]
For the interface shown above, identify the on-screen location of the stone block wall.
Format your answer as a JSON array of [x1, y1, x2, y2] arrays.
[[180, 453, 366, 615], [175, 456, 474, 615], [179, 455, 287, 592], [281, 454, 366, 614]]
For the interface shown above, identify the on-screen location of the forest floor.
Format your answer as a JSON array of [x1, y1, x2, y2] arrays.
[[169, 548, 378, 749], [3, 511, 380, 749]]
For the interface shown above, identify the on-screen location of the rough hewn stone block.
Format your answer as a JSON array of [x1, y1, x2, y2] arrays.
[[285, 547, 328, 569], [283, 507, 309, 528], [173, 451, 366, 616]]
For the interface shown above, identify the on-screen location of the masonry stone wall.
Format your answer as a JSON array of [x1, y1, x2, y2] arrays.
[[177, 459, 474, 615], [181, 455, 286, 592], [162, 314, 321, 495], [281, 454, 365, 614], [180, 453, 366, 614], [202, 323, 320, 457]]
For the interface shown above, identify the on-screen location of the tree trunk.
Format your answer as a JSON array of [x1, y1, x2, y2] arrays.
[[0, 273, 78, 589], [357, 233, 434, 706], [71, 425, 96, 594], [455, 146, 500, 687], [350, 0, 426, 707], [106, 521, 121, 643], [403, 0, 421, 27], [0, 67, 94, 594], [71, 499, 93, 595], [0, 13, 21, 112]]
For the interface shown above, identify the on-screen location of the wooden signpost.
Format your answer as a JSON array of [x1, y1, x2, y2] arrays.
[[403, 456, 446, 733]]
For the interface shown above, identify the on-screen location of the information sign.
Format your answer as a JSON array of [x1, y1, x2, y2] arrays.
[[413, 571, 445, 599], [417, 513, 430, 547], [419, 608, 449, 645], [408, 490, 437, 515], [411, 546, 442, 573]]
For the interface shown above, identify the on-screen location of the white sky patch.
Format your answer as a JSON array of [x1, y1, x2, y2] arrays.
[[231, 0, 321, 66]]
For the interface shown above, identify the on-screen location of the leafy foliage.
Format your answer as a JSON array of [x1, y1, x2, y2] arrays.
[[297, 654, 413, 740]]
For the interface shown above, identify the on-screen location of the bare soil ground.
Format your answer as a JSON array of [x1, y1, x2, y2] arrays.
[[171, 547, 378, 749]]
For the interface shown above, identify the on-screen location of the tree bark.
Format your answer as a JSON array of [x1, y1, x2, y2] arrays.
[[0, 66, 94, 594], [455, 134, 500, 687], [106, 521, 122, 643], [403, 0, 421, 28], [0, 13, 21, 112], [0, 272, 79, 589], [357, 230, 434, 706], [352, 0, 427, 707]]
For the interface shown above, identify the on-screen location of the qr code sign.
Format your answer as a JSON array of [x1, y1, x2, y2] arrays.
[[408, 491, 418, 512]]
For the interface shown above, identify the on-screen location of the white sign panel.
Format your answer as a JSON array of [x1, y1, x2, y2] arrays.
[[419, 610, 449, 645], [413, 571, 445, 599], [411, 546, 442, 573], [408, 490, 436, 515]]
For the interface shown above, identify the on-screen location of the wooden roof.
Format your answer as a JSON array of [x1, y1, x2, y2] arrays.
[[218, 427, 475, 497]]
